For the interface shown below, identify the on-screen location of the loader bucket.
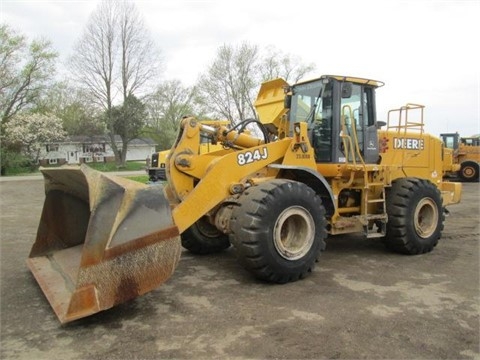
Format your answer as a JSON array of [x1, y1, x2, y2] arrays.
[[27, 165, 181, 324]]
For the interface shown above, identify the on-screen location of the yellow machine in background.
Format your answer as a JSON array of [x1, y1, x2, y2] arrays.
[[440, 132, 480, 182], [27, 75, 462, 323], [148, 120, 230, 182]]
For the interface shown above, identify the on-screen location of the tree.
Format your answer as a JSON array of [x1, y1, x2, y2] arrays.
[[197, 42, 260, 124], [0, 24, 58, 124], [36, 81, 105, 136], [3, 113, 66, 166], [259, 46, 316, 83], [109, 95, 146, 164], [197, 42, 316, 125], [69, 0, 161, 166], [144, 80, 206, 150]]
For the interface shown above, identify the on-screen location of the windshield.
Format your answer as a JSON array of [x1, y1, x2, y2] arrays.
[[290, 81, 325, 123], [290, 79, 334, 162], [442, 135, 455, 149]]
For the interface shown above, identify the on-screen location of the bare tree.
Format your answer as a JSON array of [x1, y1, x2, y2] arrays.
[[71, 1, 116, 109], [197, 42, 259, 124], [259, 46, 316, 83], [197, 42, 316, 125], [118, 2, 158, 99], [69, 0, 161, 166]]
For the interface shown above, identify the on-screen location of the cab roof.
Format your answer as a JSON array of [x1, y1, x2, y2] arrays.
[[295, 75, 385, 88]]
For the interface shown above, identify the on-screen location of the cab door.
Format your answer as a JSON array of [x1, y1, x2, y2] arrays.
[[339, 82, 379, 164]]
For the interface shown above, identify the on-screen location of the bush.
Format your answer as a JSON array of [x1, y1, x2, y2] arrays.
[[0, 147, 34, 176]]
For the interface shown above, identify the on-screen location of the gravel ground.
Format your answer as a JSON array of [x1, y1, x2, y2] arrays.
[[0, 177, 478, 360]]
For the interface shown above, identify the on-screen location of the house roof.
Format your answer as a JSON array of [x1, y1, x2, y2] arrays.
[[130, 137, 157, 145]]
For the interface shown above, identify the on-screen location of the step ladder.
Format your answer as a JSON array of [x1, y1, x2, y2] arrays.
[[363, 182, 388, 238]]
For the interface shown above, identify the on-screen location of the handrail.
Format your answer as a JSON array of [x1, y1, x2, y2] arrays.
[[387, 103, 425, 134], [386, 103, 425, 172], [341, 105, 365, 166]]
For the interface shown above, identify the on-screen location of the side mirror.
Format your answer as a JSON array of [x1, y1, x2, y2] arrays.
[[341, 82, 352, 98], [376, 121, 386, 129]]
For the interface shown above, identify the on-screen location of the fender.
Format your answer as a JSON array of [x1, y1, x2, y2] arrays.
[[268, 164, 336, 216]]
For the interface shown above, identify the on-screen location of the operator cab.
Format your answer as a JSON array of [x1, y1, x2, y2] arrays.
[[441, 133, 480, 149], [440, 133, 460, 150], [288, 75, 384, 164]]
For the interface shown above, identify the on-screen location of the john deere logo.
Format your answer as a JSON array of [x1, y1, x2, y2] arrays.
[[393, 138, 424, 150]]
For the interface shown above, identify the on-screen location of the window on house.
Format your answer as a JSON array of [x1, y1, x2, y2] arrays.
[[46, 144, 59, 152], [49, 158, 58, 165], [83, 144, 105, 153]]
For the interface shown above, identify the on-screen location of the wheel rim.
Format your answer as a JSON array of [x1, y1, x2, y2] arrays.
[[414, 198, 438, 238], [273, 206, 315, 260], [462, 166, 475, 178], [196, 217, 221, 238]]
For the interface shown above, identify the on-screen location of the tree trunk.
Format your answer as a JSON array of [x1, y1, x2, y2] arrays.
[[107, 132, 122, 166], [120, 139, 128, 167]]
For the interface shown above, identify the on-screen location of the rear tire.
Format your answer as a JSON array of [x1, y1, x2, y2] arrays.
[[229, 179, 327, 283], [385, 178, 444, 254], [181, 217, 230, 254], [458, 161, 479, 182]]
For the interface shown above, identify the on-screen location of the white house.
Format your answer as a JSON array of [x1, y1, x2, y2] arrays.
[[39, 135, 157, 166]]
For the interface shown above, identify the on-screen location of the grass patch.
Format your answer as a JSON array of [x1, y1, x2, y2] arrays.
[[2, 166, 36, 176], [2, 161, 147, 176], [86, 161, 146, 172], [126, 175, 149, 183]]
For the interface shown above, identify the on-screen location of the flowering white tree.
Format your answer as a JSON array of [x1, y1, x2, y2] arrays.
[[4, 113, 66, 165]]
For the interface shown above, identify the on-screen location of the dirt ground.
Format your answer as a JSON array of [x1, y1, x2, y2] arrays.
[[0, 177, 478, 360]]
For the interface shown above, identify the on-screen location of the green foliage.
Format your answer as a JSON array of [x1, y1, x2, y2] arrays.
[[105, 94, 147, 165], [0, 24, 60, 175], [110, 95, 146, 142], [62, 103, 105, 136], [35, 81, 105, 136], [144, 80, 208, 150], [141, 125, 169, 151], [0, 145, 32, 175], [0, 22, 316, 175], [0, 24, 58, 124]]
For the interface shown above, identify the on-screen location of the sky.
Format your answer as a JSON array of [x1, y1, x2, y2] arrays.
[[1, 0, 479, 137]]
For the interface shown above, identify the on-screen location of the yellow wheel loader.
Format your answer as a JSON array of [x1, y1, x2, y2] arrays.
[[440, 132, 480, 182], [27, 75, 462, 323]]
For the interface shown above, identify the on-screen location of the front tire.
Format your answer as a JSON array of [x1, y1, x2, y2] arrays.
[[181, 217, 230, 254], [458, 161, 479, 182], [229, 179, 327, 283], [385, 178, 444, 254]]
